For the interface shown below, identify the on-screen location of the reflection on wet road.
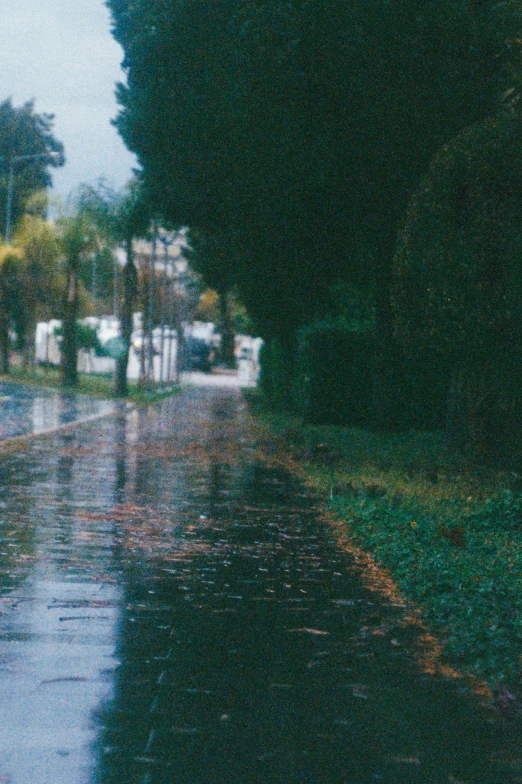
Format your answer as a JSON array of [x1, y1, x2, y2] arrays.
[[0, 382, 116, 440], [0, 386, 520, 783]]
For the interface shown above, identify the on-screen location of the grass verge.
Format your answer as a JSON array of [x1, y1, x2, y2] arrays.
[[1, 366, 180, 406], [246, 390, 522, 700]]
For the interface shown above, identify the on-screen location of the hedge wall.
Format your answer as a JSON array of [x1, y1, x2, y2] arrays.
[[393, 111, 522, 461], [299, 324, 375, 426], [260, 323, 449, 431]]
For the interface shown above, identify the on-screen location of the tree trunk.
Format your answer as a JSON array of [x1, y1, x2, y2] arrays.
[[0, 309, 10, 375], [174, 289, 184, 382], [61, 255, 79, 388], [218, 289, 235, 368], [22, 315, 36, 369], [114, 239, 138, 397], [445, 366, 505, 463]]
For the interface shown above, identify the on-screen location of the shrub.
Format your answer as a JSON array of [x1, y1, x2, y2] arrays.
[[54, 322, 105, 355], [393, 111, 522, 461], [299, 323, 375, 426], [259, 338, 297, 412]]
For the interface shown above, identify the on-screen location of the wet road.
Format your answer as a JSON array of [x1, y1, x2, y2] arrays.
[[0, 381, 116, 440], [0, 386, 520, 783]]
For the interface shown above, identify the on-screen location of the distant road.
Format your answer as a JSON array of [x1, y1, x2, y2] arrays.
[[182, 369, 254, 387]]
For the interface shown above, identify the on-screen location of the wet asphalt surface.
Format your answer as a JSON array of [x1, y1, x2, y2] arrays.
[[0, 382, 116, 440], [0, 383, 520, 783]]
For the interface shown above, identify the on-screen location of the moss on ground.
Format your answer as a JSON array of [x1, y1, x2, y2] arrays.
[[247, 391, 522, 694]]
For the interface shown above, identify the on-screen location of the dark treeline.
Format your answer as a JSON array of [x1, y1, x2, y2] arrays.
[[0, 98, 64, 231], [107, 0, 522, 462]]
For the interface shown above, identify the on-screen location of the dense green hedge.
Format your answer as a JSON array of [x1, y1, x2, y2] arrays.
[[393, 111, 522, 461], [393, 112, 522, 371], [260, 325, 375, 426], [258, 339, 297, 412], [260, 323, 450, 431], [299, 324, 375, 426]]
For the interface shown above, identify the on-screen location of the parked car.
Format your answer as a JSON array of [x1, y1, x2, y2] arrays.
[[184, 337, 213, 372]]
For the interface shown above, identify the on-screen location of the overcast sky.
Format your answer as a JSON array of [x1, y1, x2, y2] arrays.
[[0, 0, 136, 198]]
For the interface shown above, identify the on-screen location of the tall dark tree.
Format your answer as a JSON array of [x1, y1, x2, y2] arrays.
[[0, 99, 64, 237], [107, 1, 501, 298], [107, 0, 512, 415]]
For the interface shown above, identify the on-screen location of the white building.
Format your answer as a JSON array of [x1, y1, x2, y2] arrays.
[[35, 315, 179, 384]]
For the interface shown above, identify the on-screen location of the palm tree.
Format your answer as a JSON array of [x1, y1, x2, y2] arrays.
[[114, 184, 150, 396], [75, 180, 150, 396], [57, 209, 100, 388], [13, 213, 62, 366]]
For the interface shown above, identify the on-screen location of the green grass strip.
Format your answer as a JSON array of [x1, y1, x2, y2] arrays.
[[249, 392, 522, 691], [2, 366, 180, 406]]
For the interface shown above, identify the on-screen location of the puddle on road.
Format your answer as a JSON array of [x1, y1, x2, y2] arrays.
[[0, 388, 519, 784], [0, 576, 120, 784], [0, 382, 116, 441]]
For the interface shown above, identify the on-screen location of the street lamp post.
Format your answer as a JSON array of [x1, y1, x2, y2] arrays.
[[0, 151, 61, 242]]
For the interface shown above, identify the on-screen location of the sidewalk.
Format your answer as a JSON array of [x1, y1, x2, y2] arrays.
[[0, 385, 519, 783]]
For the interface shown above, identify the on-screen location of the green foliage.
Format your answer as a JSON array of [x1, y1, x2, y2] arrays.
[[0, 98, 64, 237], [58, 201, 107, 388], [475, 489, 522, 532], [299, 323, 375, 426], [331, 488, 522, 682], [327, 283, 376, 332], [77, 178, 151, 247], [393, 111, 522, 459], [258, 402, 522, 688], [0, 246, 25, 328], [6, 365, 180, 404], [394, 111, 522, 370], [107, 0, 504, 345], [55, 179, 151, 389], [79, 246, 116, 313], [259, 338, 297, 412], [53, 322, 103, 352], [58, 211, 99, 265], [13, 215, 62, 324], [77, 323, 103, 353], [261, 317, 449, 430]]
